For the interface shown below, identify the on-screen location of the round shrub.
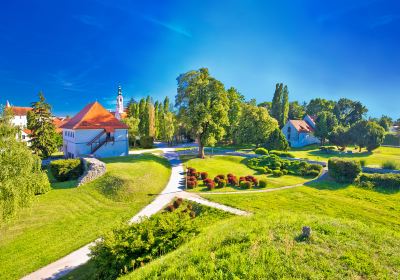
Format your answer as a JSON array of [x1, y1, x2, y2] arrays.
[[282, 169, 288, 175], [214, 176, 221, 183], [173, 198, 183, 208], [217, 180, 227, 188], [217, 174, 225, 180], [195, 172, 201, 179], [187, 180, 196, 189], [240, 181, 252, 189], [200, 172, 208, 180], [255, 147, 268, 155], [306, 169, 320, 178], [328, 158, 361, 183], [188, 176, 197, 181], [50, 159, 83, 182], [239, 176, 245, 182], [272, 169, 283, 177], [207, 181, 215, 190], [259, 179, 267, 188]]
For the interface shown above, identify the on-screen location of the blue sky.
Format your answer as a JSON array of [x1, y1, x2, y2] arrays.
[[0, 0, 399, 118]]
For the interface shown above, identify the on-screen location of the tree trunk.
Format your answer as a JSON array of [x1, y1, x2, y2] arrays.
[[198, 143, 205, 159]]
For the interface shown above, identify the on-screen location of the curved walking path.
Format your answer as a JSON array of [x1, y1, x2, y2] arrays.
[[22, 146, 249, 280]]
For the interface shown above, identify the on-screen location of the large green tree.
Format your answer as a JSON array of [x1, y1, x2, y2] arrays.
[[314, 111, 338, 145], [27, 92, 58, 158], [123, 116, 140, 147], [306, 98, 336, 117], [176, 68, 229, 158], [349, 120, 385, 152], [235, 103, 278, 147], [333, 98, 368, 126], [0, 106, 50, 222], [328, 126, 351, 151], [270, 83, 289, 128]]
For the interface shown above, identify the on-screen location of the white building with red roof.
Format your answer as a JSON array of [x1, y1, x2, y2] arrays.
[[281, 115, 320, 147], [61, 101, 129, 158]]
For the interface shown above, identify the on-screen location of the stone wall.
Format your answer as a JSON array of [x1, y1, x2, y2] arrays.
[[77, 157, 106, 186]]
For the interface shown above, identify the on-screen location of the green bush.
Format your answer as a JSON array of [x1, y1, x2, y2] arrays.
[[217, 180, 227, 188], [381, 160, 399, 170], [139, 136, 154, 148], [272, 169, 283, 177], [357, 173, 400, 189], [240, 181, 252, 189], [90, 210, 199, 279], [328, 158, 361, 183], [254, 148, 268, 155], [269, 150, 295, 158], [258, 179, 267, 188], [383, 133, 400, 146], [50, 159, 83, 182], [305, 169, 320, 178]]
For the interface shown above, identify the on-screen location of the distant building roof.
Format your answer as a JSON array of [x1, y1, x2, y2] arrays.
[[9, 106, 32, 116], [61, 101, 128, 131], [289, 120, 314, 133], [53, 117, 70, 133], [22, 129, 32, 135]]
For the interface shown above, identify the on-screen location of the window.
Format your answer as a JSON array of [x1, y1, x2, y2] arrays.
[[287, 126, 291, 139]]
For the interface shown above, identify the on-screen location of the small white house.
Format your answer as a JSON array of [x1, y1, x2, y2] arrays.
[[61, 101, 129, 158], [281, 115, 320, 147]]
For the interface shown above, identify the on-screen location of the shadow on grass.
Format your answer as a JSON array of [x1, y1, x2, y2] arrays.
[[307, 150, 372, 159]]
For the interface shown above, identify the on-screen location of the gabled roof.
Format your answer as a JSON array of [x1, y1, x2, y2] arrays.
[[61, 102, 128, 131], [289, 120, 314, 133], [53, 117, 70, 133], [9, 106, 32, 116]]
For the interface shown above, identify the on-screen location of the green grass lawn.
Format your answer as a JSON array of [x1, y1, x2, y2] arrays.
[[122, 181, 400, 279], [290, 146, 400, 167], [181, 155, 312, 192], [0, 154, 171, 280]]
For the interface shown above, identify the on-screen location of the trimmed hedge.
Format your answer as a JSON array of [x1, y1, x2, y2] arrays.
[[50, 159, 83, 182], [357, 173, 400, 189], [139, 136, 154, 148], [259, 179, 267, 188], [269, 150, 295, 158], [328, 158, 361, 183], [254, 148, 268, 155]]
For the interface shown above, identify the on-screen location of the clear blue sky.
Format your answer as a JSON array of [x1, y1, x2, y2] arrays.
[[1, 0, 399, 118]]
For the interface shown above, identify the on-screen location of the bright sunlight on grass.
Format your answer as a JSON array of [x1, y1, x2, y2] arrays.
[[0, 154, 171, 280]]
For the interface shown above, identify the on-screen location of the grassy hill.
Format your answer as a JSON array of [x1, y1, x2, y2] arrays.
[[0, 154, 171, 280], [122, 181, 400, 279]]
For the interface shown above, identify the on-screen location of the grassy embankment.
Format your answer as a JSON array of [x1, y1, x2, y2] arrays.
[[0, 154, 171, 280]]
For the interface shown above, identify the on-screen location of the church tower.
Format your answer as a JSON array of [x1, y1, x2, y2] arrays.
[[115, 85, 124, 120]]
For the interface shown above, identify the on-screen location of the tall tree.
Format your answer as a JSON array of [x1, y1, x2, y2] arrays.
[[27, 92, 58, 158], [175, 68, 229, 158], [288, 101, 306, 120], [123, 116, 140, 147], [281, 85, 289, 127], [328, 126, 351, 151], [235, 103, 278, 147], [270, 83, 283, 125], [225, 87, 244, 143], [314, 111, 338, 145], [138, 98, 147, 136], [333, 98, 368, 126], [378, 115, 393, 132], [306, 98, 335, 117]]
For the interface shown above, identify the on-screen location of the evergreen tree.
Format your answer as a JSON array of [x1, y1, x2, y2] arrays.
[[263, 128, 289, 151], [281, 86, 289, 127], [288, 101, 305, 119], [270, 83, 283, 124], [138, 98, 147, 136], [27, 92, 58, 158]]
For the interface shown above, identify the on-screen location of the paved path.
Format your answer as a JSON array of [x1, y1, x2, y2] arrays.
[[22, 146, 248, 280]]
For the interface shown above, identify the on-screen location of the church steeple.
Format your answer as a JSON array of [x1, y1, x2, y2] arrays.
[[115, 85, 124, 120]]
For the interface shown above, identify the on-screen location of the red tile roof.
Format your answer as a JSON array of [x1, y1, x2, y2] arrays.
[[53, 117, 70, 133], [22, 129, 32, 135], [290, 120, 314, 133], [10, 106, 32, 116], [61, 102, 128, 131]]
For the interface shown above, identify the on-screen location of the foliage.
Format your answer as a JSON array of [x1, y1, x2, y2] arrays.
[[333, 98, 368, 126], [90, 209, 199, 279], [306, 98, 335, 117], [263, 128, 289, 151], [377, 115, 393, 132], [50, 159, 83, 182], [27, 92, 58, 158], [235, 103, 278, 147], [288, 101, 306, 120], [247, 155, 321, 177], [225, 87, 244, 142], [123, 117, 140, 147], [328, 126, 351, 150], [269, 150, 294, 158], [349, 120, 385, 152], [357, 173, 400, 189], [139, 136, 154, 149], [328, 158, 361, 183], [270, 83, 289, 128], [254, 147, 268, 155], [176, 68, 229, 158], [0, 106, 50, 223], [314, 111, 338, 145], [383, 133, 400, 146], [381, 160, 399, 170], [258, 179, 267, 188]]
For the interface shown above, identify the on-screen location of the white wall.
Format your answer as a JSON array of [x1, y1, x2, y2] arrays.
[[62, 128, 128, 158], [11, 115, 28, 128], [281, 121, 319, 148]]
